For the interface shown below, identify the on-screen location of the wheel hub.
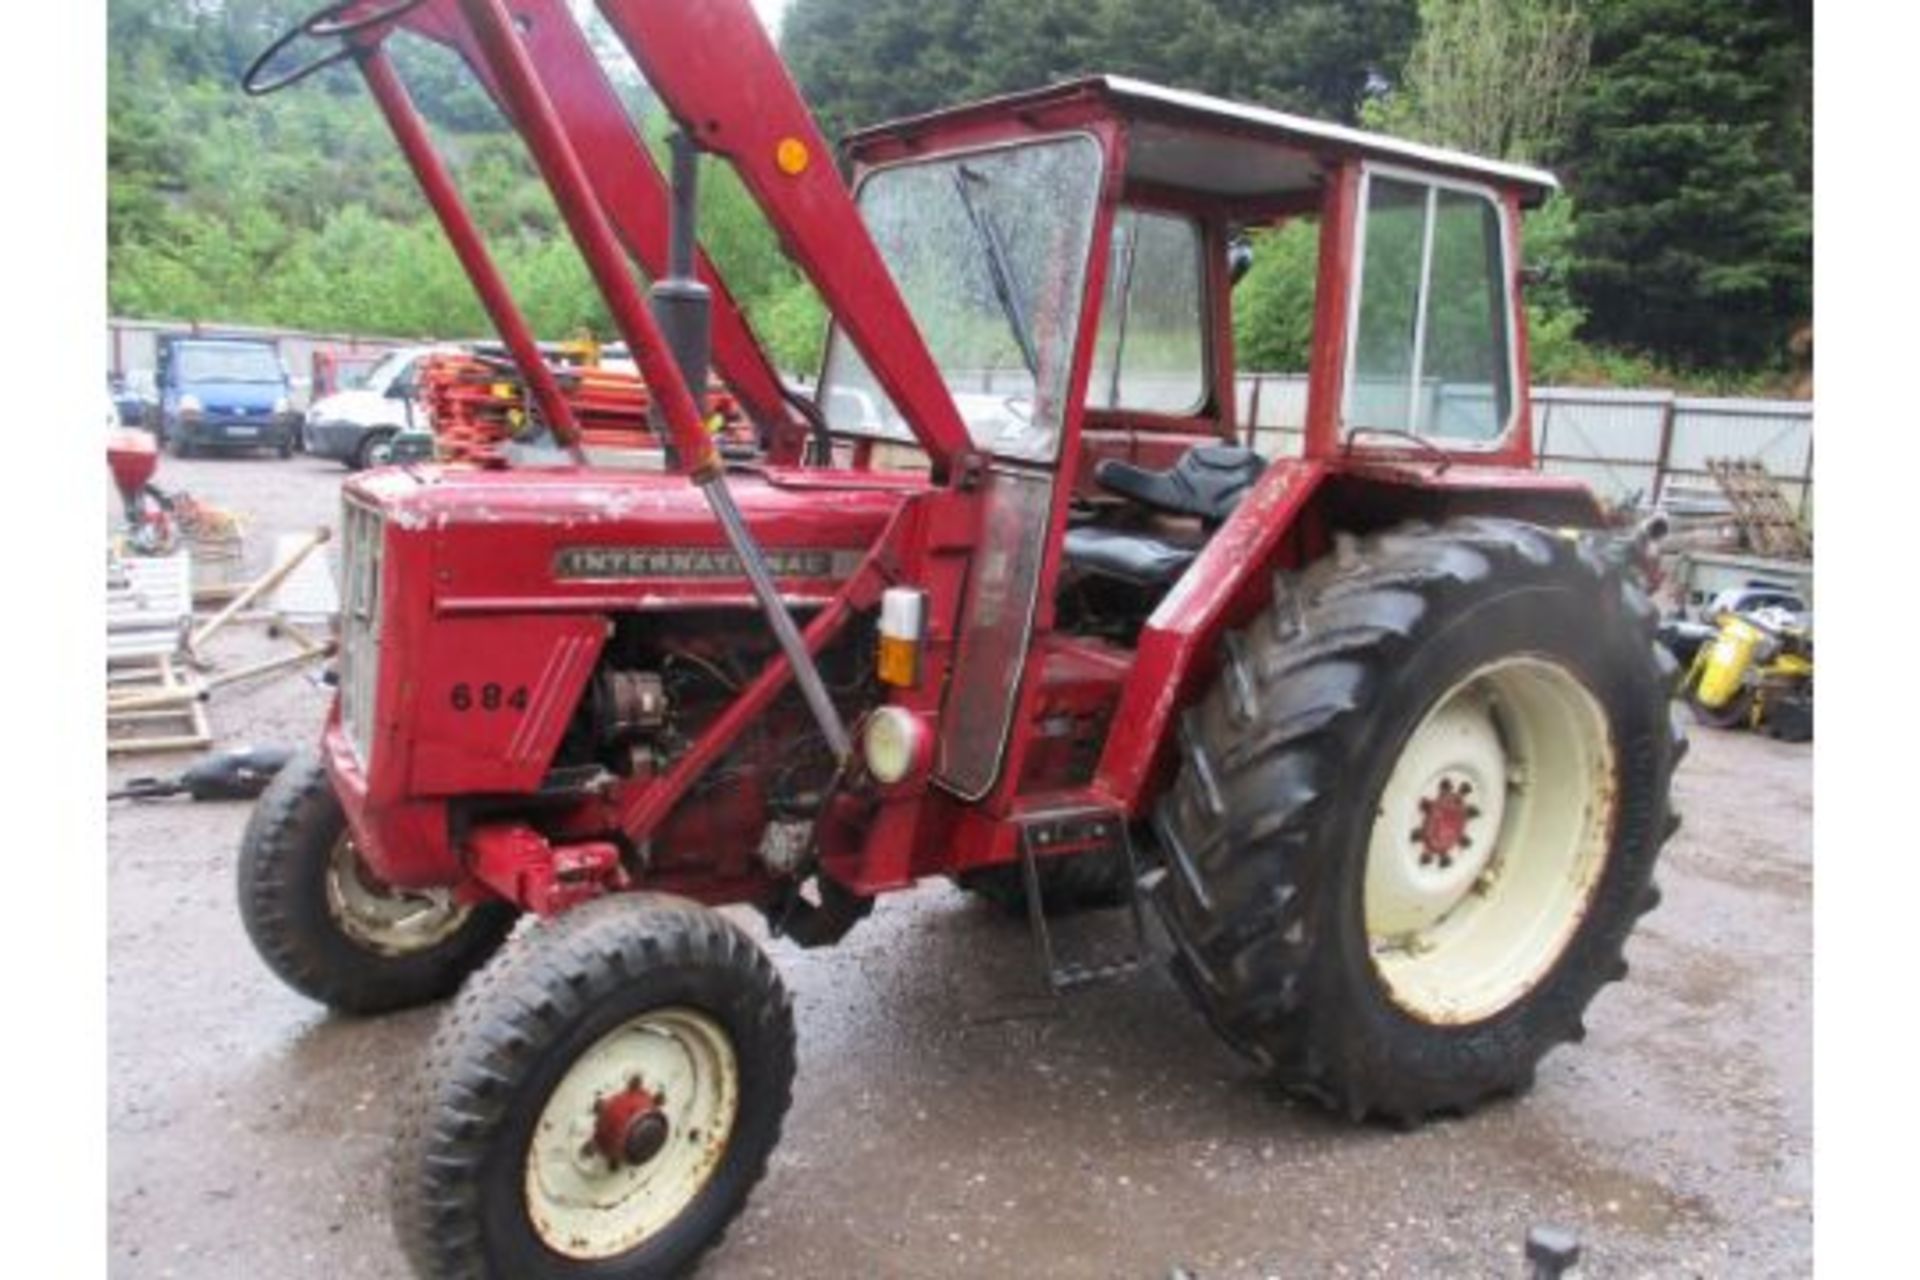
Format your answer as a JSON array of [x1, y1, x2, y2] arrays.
[[1414, 778, 1481, 868], [324, 834, 471, 956], [1366, 700, 1508, 940], [593, 1083, 669, 1168], [1364, 657, 1618, 1024], [526, 1007, 740, 1260]]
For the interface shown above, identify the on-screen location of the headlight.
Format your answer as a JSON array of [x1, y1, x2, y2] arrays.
[[274, 395, 292, 415], [861, 707, 927, 786], [178, 394, 203, 416]]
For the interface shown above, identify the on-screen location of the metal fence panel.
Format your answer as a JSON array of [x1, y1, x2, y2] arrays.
[[1535, 389, 1669, 464], [1666, 398, 1813, 477], [1231, 374, 1812, 516], [1542, 459, 1664, 506], [107, 319, 1814, 514], [1251, 426, 1307, 458], [1235, 374, 1309, 430]]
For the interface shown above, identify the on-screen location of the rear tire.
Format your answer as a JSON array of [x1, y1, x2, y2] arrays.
[[237, 750, 515, 1014], [1150, 519, 1682, 1123], [393, 895, 795, 1280]]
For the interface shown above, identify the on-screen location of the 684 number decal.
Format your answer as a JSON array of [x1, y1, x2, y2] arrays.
[[450, 682, 530, 713]]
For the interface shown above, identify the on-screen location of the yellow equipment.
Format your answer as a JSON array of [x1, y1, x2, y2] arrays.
[[1683, 606, 1813, 740]]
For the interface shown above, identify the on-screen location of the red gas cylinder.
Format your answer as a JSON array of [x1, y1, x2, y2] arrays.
[[106, 428, 160, 500]]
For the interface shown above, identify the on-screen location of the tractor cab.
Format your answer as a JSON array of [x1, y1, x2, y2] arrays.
[[787, 77, 1585, 803], [817, 77, 1562, 608]]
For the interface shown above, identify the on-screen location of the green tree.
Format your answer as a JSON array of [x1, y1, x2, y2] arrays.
[[1232, 220, 1319, 372], [1564, 0, 1812, 370], [105, 0, 1809, 391], [782, 0, 1419, 142], [1366, 0, 1589, 163]]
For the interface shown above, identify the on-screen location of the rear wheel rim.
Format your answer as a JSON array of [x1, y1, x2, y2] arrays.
[[524, 1007, 740, 1260], [1364, 656, 1617, 1025], [323, 834, 470, 956]]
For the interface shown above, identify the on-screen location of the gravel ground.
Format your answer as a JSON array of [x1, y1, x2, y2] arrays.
[[107, 454, 1812, 1278]]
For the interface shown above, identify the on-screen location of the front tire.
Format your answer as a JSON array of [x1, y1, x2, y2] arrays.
[[393, 895, 796, 1279], [1151, 519, 1683, 1123], [237, 750, 515, 1014]]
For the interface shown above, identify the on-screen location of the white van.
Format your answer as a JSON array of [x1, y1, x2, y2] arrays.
[[303, 345, 460, 470]]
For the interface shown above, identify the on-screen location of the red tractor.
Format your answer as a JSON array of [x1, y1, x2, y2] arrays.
[[239, 3, 1682, 1275]]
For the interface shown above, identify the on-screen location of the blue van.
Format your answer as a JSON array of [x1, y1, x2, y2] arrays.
[[157, 336, 299, 458]]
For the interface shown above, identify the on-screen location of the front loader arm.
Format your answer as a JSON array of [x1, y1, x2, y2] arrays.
[[596, 0, 974, 475], [393, 0, 798, 450]]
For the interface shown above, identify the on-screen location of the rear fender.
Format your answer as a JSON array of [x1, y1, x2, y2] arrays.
[[1093, 462, 1608, 810], [1094, 460, 1329, 808]]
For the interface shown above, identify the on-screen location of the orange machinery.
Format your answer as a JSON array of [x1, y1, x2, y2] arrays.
[[419, 352, 756, 466]]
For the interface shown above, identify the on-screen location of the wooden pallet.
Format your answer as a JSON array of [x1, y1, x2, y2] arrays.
[[108, 551, 213, 753], [1706, 458, 1812, 559], [108, 653, 213, 754], [107, 533, 342, 755]]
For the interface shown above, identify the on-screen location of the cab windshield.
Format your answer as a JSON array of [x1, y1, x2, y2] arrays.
[[819, 136, 1105, 463]]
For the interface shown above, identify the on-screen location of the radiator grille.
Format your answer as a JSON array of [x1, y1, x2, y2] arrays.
[[338, 497, 385, 767]]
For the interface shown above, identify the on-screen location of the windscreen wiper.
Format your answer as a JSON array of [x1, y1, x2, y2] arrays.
[[951, 164, 1041, 380]]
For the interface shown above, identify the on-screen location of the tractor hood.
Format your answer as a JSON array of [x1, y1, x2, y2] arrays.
[[347, 465, 919, 610]]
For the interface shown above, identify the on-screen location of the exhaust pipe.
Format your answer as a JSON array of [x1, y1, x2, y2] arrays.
[[655, 134, 851, 760], [649, 132, 713, 467]]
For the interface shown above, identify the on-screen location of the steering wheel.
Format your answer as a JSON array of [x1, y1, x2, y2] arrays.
[[241, 0, 429, 96]]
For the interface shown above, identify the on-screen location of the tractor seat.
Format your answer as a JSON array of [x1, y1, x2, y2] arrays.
[[1092, 443, 1266, 524], [1062, 526, 1199, 587], [1062, 444, 1266, 587]]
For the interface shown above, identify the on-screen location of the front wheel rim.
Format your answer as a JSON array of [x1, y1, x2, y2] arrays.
[[1364, 656, 1618, 1025], [524, 1007, 740, 1260], [323, 834, 471, 956]]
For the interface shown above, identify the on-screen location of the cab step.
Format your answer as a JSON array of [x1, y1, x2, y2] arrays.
[[1014, 806, 1152, 992]]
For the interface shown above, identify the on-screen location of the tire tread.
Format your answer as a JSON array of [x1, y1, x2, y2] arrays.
[[393, 895, 795, 1280], [1149, 519, 1684, 1123]]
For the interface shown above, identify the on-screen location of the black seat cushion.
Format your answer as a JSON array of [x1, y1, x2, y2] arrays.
[[1063, 526, 1199, 587], [1093, 444, 1266, 523]]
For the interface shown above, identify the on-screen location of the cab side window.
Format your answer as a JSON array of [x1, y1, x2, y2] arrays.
[[1087, 209, 1207, 415], [1346, 174, 1514, 442]]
